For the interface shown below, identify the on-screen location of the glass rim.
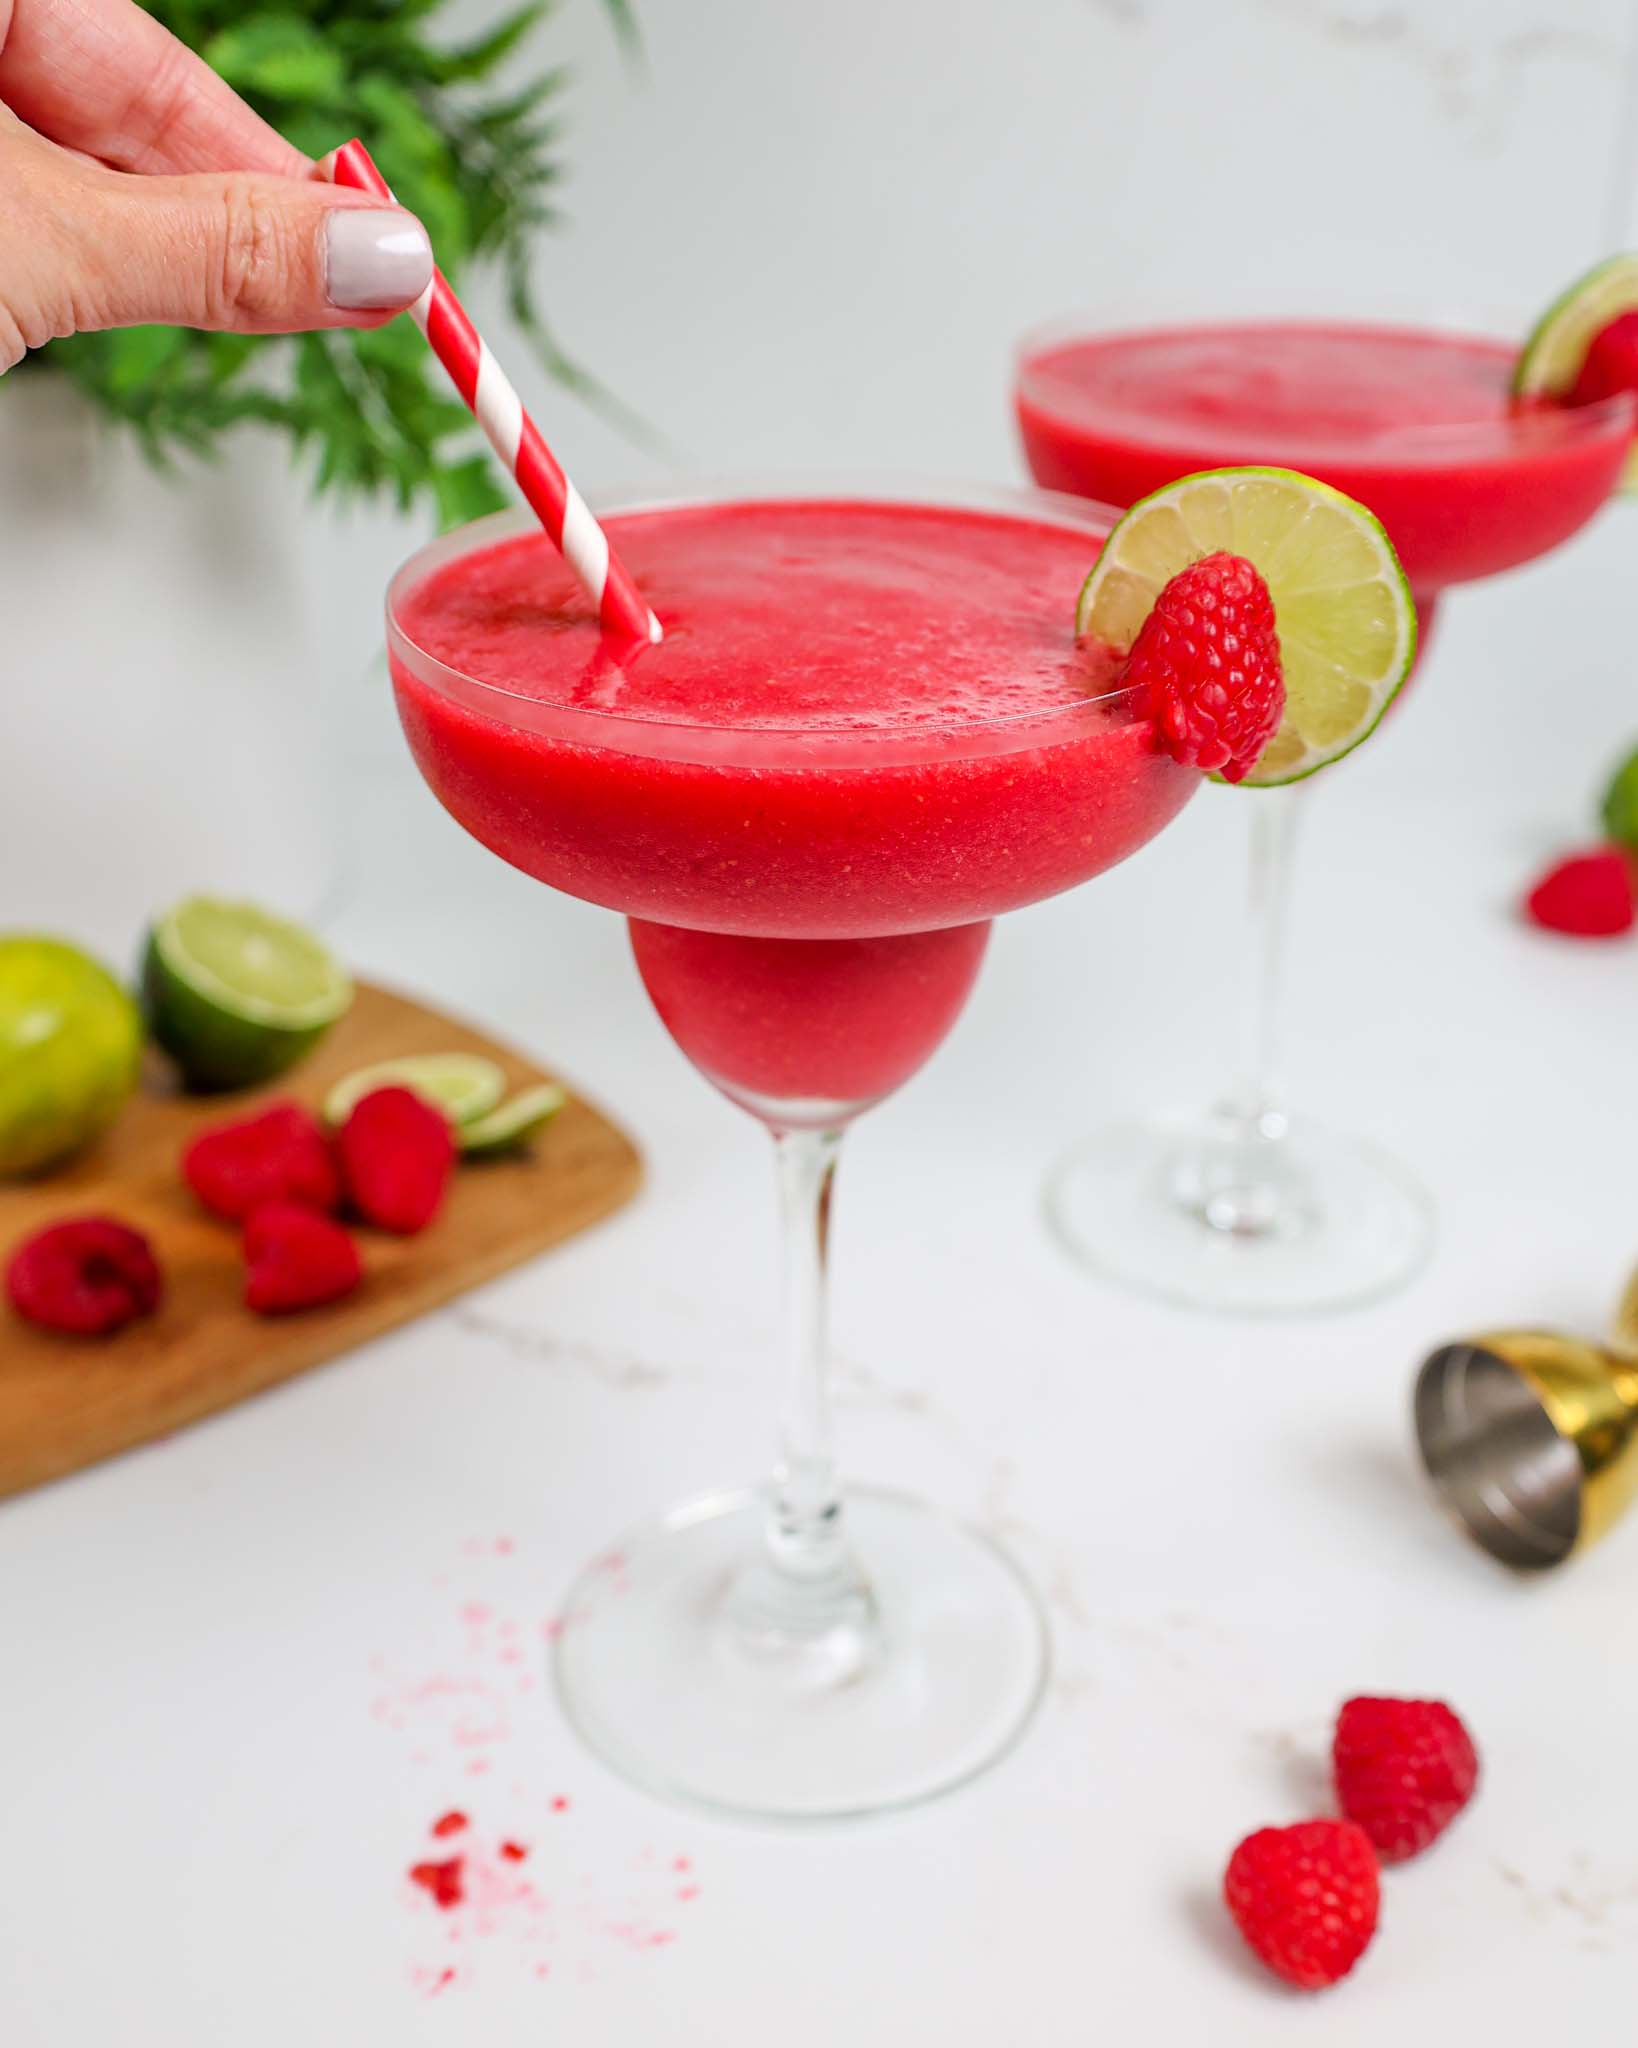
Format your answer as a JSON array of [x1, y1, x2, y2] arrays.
[[384, 473, 1143, 748], [1011, 310, 1638, 443]]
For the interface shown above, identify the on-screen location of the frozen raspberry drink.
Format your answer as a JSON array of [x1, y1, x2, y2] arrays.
[[390, 494, 1194, 1116], [1017, 321, 1634, 594]]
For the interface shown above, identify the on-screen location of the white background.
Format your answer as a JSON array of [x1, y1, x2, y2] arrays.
[[5, 0, 1638, 2040]]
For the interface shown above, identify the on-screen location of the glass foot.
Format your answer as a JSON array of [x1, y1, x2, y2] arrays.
[[552, 1485, 1048, 1823], [1045, 1107, 1436, 1316]]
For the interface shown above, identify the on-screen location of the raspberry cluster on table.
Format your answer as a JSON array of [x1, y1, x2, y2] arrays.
[[1225, 1694, 1479, 1991]]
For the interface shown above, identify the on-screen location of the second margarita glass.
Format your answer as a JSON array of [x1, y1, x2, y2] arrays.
[[1014, 297, 1636, 1315]]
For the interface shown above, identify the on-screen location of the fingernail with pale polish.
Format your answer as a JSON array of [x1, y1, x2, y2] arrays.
[[326, 210, 433, 310]]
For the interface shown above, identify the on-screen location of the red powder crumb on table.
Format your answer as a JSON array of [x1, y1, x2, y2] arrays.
[[551, 1796, 570, 1813], [410, 1857, 466, 1910], [500, 1841, 530, 1863], [431, 1810, 469, 1840]]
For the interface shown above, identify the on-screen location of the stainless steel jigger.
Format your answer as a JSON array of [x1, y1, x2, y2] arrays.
[[1413, 1270, 1638, 1569]]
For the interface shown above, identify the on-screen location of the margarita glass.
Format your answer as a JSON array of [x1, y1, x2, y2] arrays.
[[1015, 305, 1636, 1315], [385, 479, 1198, 1819]]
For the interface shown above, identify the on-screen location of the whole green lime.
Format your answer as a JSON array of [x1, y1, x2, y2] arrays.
[[0, 937, 144, 1178]]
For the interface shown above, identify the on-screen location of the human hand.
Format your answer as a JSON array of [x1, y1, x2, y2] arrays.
[[0, 0, 432, 371]]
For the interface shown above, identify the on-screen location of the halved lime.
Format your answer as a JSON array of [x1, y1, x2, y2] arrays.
[[0, 936, 143, 1177], [458, 1083, 566, 1157], [143, 896, 352, 1092], [1514, 253, 1638, 486], [323, 1053, 506, 1130], [1077, 466, 1417, 786]]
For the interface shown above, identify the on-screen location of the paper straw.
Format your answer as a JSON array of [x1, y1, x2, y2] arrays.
[[322, 138, 662, 646]]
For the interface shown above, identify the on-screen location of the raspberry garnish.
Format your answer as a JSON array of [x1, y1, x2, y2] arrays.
[[1567, 309, 1638, 409], [5, 1217, 162, 1336], [1523, 845, 1636, 937], [1223, 1819, 1380, 1991], [243, 1202, 363, 1316], [1333, 1696, 1479, 1864], [1124, 551, 1285, 785], [337, 1086, 455, 1235], [182, 1101, 340, 1222]]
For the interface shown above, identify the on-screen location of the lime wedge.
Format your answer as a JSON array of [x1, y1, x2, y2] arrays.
[[458, 1083, 566, 1157], [1514, 253, 1638, 487], [143, 897, 352, 1092], [323, 1053, 506, 1130], [1077, 465, 1417, 786]]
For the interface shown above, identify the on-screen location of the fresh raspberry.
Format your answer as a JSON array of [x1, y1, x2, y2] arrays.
[[1333, 1696, 1479, 1863], [1567, 310, 1638, 409], [1223, 1820, 1379, 1991], [182, 1101, 339, 1222], [243, 1202, 362, 1316], [337, 1086, 454, 1235], [5, 1217, 162, 1336], [1523, 845, 1635, 937], [1124, 551, 1285, 785]]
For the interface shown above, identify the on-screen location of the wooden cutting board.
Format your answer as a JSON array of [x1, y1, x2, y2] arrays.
[[0, 981, 641, 1500]]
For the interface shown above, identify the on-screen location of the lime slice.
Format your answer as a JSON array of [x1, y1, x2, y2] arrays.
[[459, 1083, 566, 1157], [1077, 465, 1416, 786], [1514, 253, 1638, 487], [143, 896, 352, 1092], [0, 936, 143, 1178], [323, 1053, 507, 1130]]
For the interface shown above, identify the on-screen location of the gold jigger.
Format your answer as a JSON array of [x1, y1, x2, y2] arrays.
[[1413, 1272, 1638, 1569]]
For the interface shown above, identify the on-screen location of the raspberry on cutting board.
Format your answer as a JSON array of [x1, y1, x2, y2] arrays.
[[242, 1202, 363, 1316]]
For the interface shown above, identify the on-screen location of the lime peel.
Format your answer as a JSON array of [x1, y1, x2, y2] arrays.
[[0, 937, 143, 1178], [459, 1083, 567, 1157], [1513, 253, 1638, 489]]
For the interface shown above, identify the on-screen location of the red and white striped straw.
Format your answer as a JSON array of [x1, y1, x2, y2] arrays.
[[322, 138, 661, 646]]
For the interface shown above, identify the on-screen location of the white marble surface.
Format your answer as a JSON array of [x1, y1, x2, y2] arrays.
[[6, 0, 1638, 2036]]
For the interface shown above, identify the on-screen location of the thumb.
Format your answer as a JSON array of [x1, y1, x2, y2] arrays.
[[78, 172, 432, 334]]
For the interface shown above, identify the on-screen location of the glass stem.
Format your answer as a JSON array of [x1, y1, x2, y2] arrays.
[[716, 1122, 884, 1679], [766, 1126, 850, 1584], [1229, 787, 1303, 1140], [728, 1125, 878, 1672]]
